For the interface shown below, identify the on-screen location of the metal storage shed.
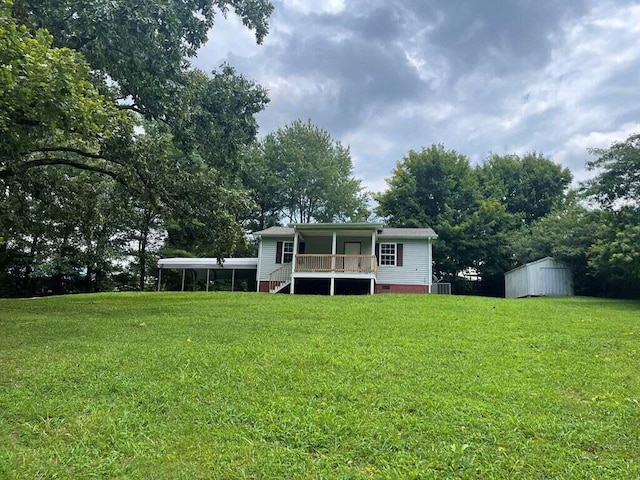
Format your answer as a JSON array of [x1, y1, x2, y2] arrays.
[[504, 257, 574, 298]]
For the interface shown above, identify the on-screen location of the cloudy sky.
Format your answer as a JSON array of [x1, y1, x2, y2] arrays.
[[194, 0, 640, 193]]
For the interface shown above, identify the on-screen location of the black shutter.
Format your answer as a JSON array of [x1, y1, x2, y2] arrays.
[[275, 241, 283, 264], [299, 242, 306, 254], [397, 244, 403, 266], [375, 243, 380, 265]]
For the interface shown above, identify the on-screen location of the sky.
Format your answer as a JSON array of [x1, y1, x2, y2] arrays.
[[194, 0, 640, 193]]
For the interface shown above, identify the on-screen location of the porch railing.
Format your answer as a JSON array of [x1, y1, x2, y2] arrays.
[[269, 262, 292, 292], [295, 254, 377, 274]]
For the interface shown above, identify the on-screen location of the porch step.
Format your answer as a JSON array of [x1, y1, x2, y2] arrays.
[[268, 263, 293, 294], [269, 280, 291, 293]]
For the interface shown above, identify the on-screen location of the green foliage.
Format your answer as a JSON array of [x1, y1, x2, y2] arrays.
[[510, 199, 603, 296], [477, 152, 572, 224], [0, 2, 130, 179], [376, 146, 576, 292], [12, 0, 273, 118], [243, 119, 369, 226], [375, 145, 481, 278], [1, 0, 274, 294], [0, 293, 639, 478], [578, 133, 640, 297], [583, 133, 640, 208]]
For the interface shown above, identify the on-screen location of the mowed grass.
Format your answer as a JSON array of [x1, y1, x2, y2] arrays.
[[0, 293, 638, 479]]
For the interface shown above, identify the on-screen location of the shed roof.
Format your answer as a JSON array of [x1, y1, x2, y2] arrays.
[[504, 256, 566, 276]]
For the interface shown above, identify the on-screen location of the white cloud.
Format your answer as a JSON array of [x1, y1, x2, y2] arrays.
[[281, 0, 346, 15]]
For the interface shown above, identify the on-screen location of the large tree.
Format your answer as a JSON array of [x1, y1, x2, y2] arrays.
[[1, 0, 274, 295], [375, 145, 480, 279], [476, 152, 572, 224], [242, 120, 368, 227], [579, 133, 640, 297], [582, 133, 640, 208]]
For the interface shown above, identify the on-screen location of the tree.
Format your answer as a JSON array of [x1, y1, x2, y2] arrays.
[[11, 0, 273, 119], [580, 133, 640, 297], [376, 145, 480, 279], [0, 2, 130, 182], [476, 152, 572, 224], [510, 197, 604, 296], [1, 0, 274, 295], [582, 133, 640, 208], [242, 120, 369, 226]]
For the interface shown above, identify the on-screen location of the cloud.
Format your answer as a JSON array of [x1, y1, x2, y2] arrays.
[[194, 0, 640, 192]]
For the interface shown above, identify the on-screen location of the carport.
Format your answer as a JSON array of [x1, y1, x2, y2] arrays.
[[156, 258, 258, 292]]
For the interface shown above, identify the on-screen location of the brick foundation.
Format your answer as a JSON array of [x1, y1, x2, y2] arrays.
[[258, 281, 270, 293], [375, 284, 429, 294]]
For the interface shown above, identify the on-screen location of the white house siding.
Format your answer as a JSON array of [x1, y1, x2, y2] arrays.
[[258, 236, 293, 282], [505, 257, 573, 298], [376, 238, 432, 286]]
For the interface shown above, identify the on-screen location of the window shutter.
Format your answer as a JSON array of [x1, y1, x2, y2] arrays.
[[375, 243, 380, 265], [397, 243, 403, 266], [275, 241, 283, 264]]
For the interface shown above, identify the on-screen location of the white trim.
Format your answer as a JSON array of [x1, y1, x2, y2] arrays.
[[379, 242, 397, 266]]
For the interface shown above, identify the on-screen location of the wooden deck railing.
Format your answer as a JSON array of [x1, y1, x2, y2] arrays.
[[295, 254, 377, 274]]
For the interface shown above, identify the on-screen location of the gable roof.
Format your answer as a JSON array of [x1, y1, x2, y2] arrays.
[[253, 226, 294, 236], [379, 227, 437, 239]]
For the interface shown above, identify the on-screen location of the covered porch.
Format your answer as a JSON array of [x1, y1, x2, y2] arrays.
[[287, 223, 382, 295]]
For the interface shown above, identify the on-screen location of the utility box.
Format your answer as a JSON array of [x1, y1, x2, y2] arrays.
[[505, 257, 574, 298]]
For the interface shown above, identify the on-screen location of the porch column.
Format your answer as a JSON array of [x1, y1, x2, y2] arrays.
[[290, 231, 299, 295], [292, 231, 299, 274], [331, 231, 337, 272], [370, 278, 375, 295], [256, 237, 263, 292], [330, 278, 335, 296], [231, 269, 235, 292]]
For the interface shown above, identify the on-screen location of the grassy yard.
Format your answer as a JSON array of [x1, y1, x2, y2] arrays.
[[0, 293, 638, 479]]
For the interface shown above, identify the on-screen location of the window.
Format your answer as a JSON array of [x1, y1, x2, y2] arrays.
[[379, 243, 396, 266], [282, 241, 294, 263]]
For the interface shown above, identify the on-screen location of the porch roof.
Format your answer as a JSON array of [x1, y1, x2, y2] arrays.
[[253, 224, 438, 239]]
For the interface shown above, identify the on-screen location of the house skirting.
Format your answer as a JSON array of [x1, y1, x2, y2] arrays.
[[259, 280, 430, 294], [375, 284, 430, 294]]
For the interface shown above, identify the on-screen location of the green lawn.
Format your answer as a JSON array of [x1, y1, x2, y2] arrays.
[[0, 293, 638, 479]]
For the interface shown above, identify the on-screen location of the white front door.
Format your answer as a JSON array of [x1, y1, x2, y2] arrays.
[[344, 242, 361, 272]]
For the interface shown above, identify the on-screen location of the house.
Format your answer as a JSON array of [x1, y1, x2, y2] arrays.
[[504, 257, 574, 298], [254, 223, 438, 295]]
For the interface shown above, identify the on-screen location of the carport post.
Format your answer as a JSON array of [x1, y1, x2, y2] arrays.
[[157, 268, 162, 291], [181, 269, 185, 292], [206, 269, 210, 292], [231, 269, 236, 292]]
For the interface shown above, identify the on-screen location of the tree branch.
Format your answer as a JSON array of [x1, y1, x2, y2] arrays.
[[0, 157, 120, 181], [21, 146, 127, 166]]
